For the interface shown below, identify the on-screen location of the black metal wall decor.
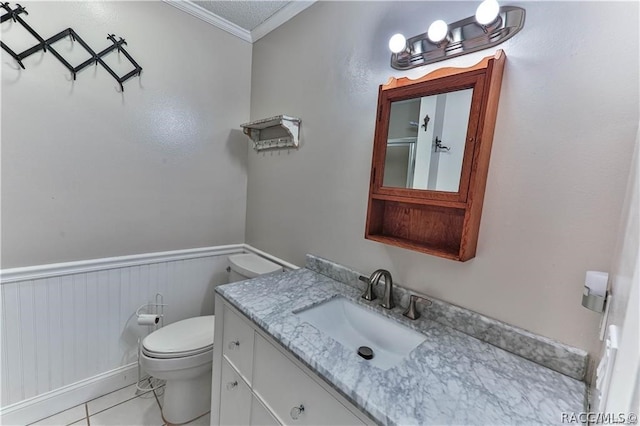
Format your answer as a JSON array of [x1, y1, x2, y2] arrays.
[[0, 2, 142, 91]]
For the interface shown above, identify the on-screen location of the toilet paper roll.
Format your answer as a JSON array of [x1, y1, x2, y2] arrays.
[[137, 314, 160, 326]]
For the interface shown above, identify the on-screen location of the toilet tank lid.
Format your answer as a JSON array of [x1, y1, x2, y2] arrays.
[[229, 253, 283, 278], [143, 316, 214, 354]]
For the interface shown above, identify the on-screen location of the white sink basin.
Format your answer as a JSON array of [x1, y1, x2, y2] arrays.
[[295, 296, 426, 370]]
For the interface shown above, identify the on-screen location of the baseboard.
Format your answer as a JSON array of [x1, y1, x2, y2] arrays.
[[0, 363, 138, 425]]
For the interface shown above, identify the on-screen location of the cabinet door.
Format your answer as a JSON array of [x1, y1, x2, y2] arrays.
[[220, 359, 252, 426], [253, 334, 364, 425], [223, 305, 255, 383], [251, 395, 280, 426]]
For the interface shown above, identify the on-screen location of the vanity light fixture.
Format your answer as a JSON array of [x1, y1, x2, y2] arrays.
[[388, 1, 525, 70]]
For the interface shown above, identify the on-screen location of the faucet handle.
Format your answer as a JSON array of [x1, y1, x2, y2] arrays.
[[359, 275, 377, 301], [403, 294, 432, 320]]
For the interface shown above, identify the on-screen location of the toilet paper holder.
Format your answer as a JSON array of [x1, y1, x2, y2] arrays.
[[135, 293, 167, 395], [582, 287, 608, 313], [135, 293, 166, 328]]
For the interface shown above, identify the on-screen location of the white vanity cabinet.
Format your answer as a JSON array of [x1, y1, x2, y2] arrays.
[[211, 297, 371, 426]]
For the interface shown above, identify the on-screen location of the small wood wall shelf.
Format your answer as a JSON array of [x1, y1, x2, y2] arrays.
[[365, 51, 506, 261]]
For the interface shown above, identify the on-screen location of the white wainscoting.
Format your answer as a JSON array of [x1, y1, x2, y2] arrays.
[[0, 244, 297, 425]]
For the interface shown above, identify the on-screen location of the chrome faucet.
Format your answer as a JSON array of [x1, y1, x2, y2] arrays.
[[360, 269, 395, 309]]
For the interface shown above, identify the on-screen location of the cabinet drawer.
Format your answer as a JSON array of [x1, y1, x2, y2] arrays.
[[253, 334, 364, 425], [223, 305, 255, 383], [251, 395, 280, 426], [220, 359, 252, 426]]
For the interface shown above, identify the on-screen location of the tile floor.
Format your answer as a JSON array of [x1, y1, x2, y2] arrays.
[[28, 381, 210, 426]]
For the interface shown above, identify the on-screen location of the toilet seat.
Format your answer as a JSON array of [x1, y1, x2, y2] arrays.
[[140, 345, 213, 374], [142, 344, 212, 359], [142, 315, 215, 359]]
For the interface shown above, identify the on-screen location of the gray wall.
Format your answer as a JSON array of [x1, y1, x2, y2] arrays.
[[246, 0, 639, 357], [1, 1, 252, 267]]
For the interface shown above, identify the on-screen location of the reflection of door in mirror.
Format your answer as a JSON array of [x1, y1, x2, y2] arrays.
[[382, 88, 473, 192], [383, 98, 419, 188]]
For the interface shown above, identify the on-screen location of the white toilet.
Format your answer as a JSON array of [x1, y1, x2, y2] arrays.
[[140, 253, 283, 424]]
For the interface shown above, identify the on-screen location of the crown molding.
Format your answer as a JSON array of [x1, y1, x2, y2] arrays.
[[163, 0, 252, 43], [163, 0, 316, 43], [251, 1, 315, 42]]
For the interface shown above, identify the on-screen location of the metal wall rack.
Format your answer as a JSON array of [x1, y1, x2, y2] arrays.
[[0, 2, 142, 91]]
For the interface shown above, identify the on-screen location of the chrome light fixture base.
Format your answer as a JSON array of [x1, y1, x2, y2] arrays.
[[391, 6, 525, 70]]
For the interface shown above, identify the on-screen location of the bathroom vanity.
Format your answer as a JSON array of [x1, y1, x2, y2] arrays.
[[211, 256, 586, 425]]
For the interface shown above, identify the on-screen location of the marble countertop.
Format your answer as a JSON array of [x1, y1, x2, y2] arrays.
[[216, 267, 586, 425]]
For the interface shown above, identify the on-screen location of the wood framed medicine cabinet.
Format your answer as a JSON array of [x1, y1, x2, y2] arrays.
[[365, 50, 506, 261]]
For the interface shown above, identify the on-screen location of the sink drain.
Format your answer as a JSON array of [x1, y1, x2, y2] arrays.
[[357, 346, 374, 360]]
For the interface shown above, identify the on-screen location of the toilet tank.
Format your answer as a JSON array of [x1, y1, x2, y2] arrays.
[[228, 253, 284, 282]]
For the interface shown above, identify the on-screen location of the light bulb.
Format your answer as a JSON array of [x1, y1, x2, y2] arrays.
[[388, 33, 407, 54], [475, 0, 500, 26], [427, 20, 448, 44]]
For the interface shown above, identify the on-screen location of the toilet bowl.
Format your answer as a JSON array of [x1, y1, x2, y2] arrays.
[[140, 253, 283, 424], [140, 316, 214, 424]]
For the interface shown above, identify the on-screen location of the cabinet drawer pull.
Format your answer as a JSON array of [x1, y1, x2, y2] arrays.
[[228, 340, 240, 350], [226, 380, 238, 390], [290, 404, 304, 420]]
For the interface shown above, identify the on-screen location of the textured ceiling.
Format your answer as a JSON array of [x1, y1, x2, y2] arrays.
[[192, 1, 291, 31]]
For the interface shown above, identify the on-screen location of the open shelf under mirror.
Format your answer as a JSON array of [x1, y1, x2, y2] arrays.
[[367, 198, 466, 260], [365, 50, 506, 261]]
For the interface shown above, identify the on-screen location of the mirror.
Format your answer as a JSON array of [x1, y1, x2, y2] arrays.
[[382, 88, 473, 192], [369, 62, 488, 204]]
